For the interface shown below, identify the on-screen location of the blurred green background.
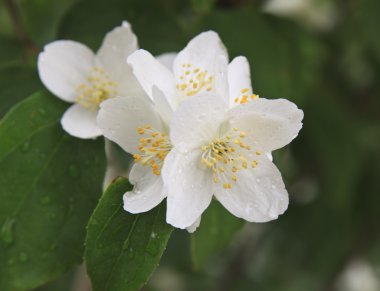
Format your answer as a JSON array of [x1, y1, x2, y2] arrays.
[[1, 0, 379, 290]]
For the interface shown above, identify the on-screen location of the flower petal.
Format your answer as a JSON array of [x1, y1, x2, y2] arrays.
[[173, 31, 229, 99], [127, 49, 177, 109], [38, 40, 95, 102], [162, 149, 213, 229], [214, 155, 289, 222], [186, 216, 201, 233], [152, 85, 173, 126], [97, 95, 165, 154], [228, 56, 253, 107], [228, 98, 304, 152], [156, 52, 177, 71], [169, 93, 228, 151], [103, 139, 132, 190], [61, 104, 101, 139], [123, 163, 166, 213], [96, 21, 142, 96]]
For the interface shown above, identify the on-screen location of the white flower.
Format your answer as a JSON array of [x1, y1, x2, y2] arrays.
[[127, 31, 235, 112], [102, 53, 177, 190], [162, 93, 303, 229], [38, 21, 142, 139], [99, 30, 303, 232], [97, 91, 171, 214]]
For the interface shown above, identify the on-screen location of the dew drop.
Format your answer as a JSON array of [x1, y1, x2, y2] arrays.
[[19, 252, 28, 262], [49, 243, 58, 251], [38, 108, 47, 116], [256, 178, 261, 183], [48, 212, 57, 220], [271, 185, 276, 189], [1, 218, 16, 246], [68, 165, 80, 178], [151, 232, 157, 239], [39, 196, 51, 205], [7, 258, 15, 265], [21, 141, 30, 152]]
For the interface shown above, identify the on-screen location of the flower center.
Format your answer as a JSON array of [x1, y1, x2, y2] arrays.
[[76, 67, 119, 111], [176, 63, 213, 98], [234, 88, 259, 104], [133, 125, 172, 176], [201, 127, 261, 189]]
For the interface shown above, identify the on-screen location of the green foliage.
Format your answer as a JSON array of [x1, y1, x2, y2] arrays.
[[200, 8, 325, 105], [191, 200, 244, 270], [59, 0, 186, 54], [15, 0, 78, 46], [0, 92, 105, 290], [0, 65, 41, 117], [85, 177, 173, 291], [0, 0, 379, 290], [0, 37, 24, 66]]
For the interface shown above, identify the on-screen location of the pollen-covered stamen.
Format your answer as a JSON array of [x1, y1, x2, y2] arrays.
[[201, 127, 261, 189], [176, 63, 214, 98], [234, 88, 259, 105], [76, 67, 119, 111], [133, 125, 172, 176]]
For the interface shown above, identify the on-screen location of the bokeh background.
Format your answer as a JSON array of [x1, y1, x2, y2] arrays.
[[0, 0, 379, 290]]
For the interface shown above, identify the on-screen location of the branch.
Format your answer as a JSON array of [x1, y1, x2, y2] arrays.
[[3, 0, 39, 56]]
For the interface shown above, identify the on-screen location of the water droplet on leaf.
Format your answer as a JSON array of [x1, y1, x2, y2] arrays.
[[68, 165, 80, 178], [21, 141, 30, 152], [38, 108, 47, 116], [1, 218, 16, 246], [19, 252, 28, 262], [39, 196, 51, 205]]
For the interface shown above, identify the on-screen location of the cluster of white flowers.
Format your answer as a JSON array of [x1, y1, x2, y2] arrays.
[[38, 21, 303, 232]]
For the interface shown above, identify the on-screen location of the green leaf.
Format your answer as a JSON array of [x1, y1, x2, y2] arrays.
[[0, 65, 41, 118], [0, 91, 106, 290], [191, 200, 244, 270], [85, 177, 173, 291]]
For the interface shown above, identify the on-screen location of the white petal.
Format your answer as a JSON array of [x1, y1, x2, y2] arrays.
[[123, 163, 166, 213], [103, 139, 132, 190], [228, 56, 253, 107], [96, 21, 142, 96], [162, 149, 213, 229], [152, 86, 173, 126], [214, 155, 289, 222], [173, 31, 229, 99], [169, 93, 228, 151], [38, 40, 95, 102], [228, 98, 304, 152], [156, 52, 177, 71], [97, 95, 165, 154], [127, 49, 177, 109], [61, 104, 102, 139], [186, 216, 201, 233]]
